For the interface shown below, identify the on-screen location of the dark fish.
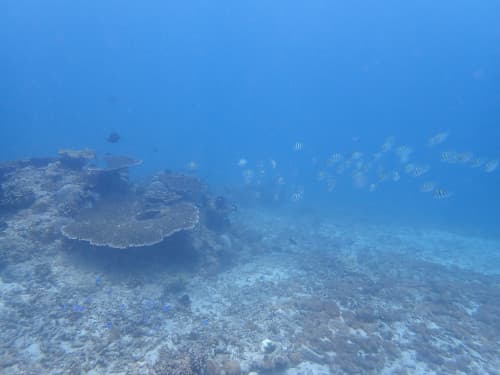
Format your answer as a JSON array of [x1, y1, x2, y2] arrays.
[[107, 132, 121, 143], [288, 238, 298, 245]]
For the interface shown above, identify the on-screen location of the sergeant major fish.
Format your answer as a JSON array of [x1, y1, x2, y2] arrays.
[[433, 188, 452, 200], [420, 182, 436, 193], [396, 145, 413, 163], [428, 132, 449, 147], [484, 159, 498, 173]]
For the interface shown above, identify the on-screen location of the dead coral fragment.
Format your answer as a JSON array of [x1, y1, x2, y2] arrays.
[[61, 197, 199, 249]]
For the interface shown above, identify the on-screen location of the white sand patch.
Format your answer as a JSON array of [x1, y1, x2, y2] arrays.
[[286, 361, 331, 375]]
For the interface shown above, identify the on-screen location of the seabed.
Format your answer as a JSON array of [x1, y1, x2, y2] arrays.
[[0, 156, 499, 375]]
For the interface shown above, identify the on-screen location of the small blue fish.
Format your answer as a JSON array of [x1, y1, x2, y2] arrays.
[[163, 303, 171, 312], [202, 319, 209, 326], [95, 276, 102, 286], [73, 304, 85, 314], [106, 321, 113, 329]]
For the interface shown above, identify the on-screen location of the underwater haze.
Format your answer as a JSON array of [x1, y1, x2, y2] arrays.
[[2, 0, 500, 234], [1, 1, 500, 374]]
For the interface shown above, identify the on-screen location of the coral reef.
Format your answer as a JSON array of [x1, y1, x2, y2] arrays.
[[0, 153, 499, 375], [0, 183, 35, 210], [0, 151, 233, 254]]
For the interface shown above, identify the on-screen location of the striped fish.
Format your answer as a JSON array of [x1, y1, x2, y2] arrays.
[[484, 159, 498, 173], [433, 189, 452, 200]]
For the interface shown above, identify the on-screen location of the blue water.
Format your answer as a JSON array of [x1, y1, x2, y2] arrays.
[[2, 0, 500, 235]]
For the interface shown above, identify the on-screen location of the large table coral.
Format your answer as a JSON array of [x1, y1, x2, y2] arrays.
[[61, 197, 199, 249]]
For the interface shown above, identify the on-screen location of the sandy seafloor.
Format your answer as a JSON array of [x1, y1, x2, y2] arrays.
[[1, 205, 499, 375]]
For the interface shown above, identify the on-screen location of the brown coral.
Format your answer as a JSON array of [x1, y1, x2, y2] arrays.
[[102, 154, 142, 170], [87, 154, 142, 172], [85, 155, 142, 195], [58, 148, 95, 161], [61, 197, 199, 249], [157, 172, 205, 196], [222, 360, 241, 375], [143, 180, 181, 206], [58, 148, 96, 169]]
